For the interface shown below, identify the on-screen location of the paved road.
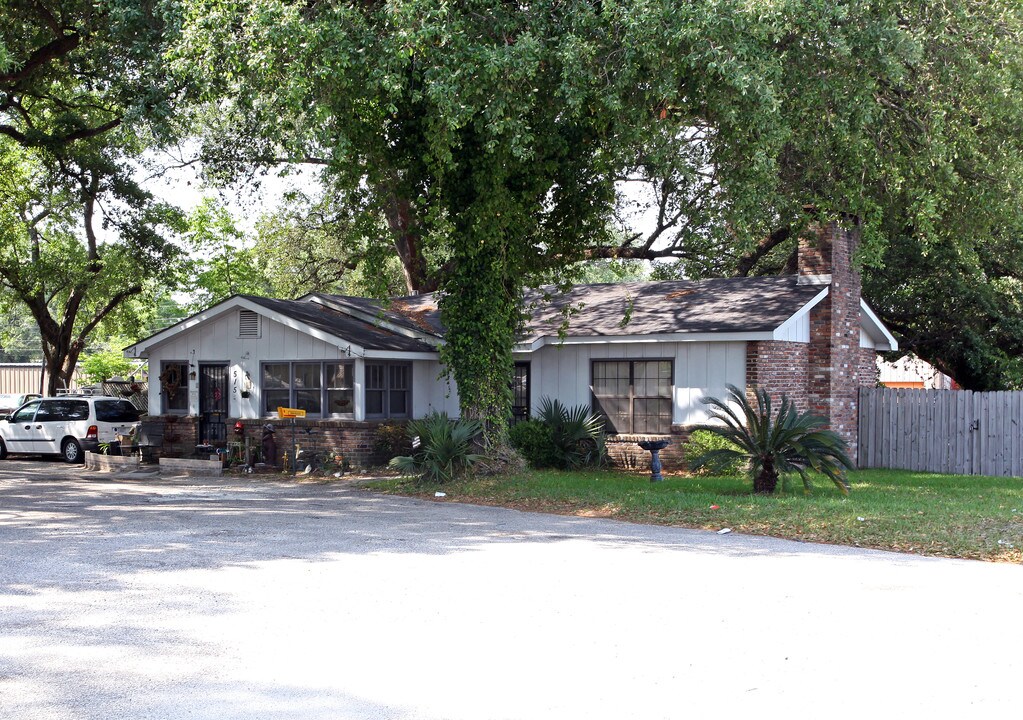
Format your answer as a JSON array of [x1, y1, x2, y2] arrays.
[[1, 460, 1021, 719]]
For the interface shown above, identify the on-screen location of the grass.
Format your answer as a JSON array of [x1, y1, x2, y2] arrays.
[[365, 468, 1023, 563]]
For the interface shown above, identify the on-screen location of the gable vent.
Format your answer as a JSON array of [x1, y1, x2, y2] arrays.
[[239, 310, 261, 338]]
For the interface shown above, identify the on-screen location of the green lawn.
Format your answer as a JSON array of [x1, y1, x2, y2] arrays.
[[365, 469, 1023, 562]]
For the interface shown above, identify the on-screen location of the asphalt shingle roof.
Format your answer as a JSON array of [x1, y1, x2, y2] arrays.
[[240, 296, 437, 353], [521, 276, 825, 340], [259, 275, 823, 349]]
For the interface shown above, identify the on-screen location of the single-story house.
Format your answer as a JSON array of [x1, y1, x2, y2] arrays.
[[125, 220, 897, 467]]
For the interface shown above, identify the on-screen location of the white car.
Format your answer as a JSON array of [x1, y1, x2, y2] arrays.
[[0, 395, 142, 463], [0, 393, 42, 416]]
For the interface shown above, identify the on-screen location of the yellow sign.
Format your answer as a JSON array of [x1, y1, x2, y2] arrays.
[[277, 407, 307, 419]]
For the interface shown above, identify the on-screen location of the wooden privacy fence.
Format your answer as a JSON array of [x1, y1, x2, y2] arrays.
[[858, 387, 1023, 477]]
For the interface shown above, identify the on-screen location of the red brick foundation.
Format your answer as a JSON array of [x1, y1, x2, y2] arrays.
[[140, 415, 402, 468], [604, 425, 696, 472]]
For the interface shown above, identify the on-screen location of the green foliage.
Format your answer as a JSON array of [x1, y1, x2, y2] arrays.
[[0, 2, 188, 393], [388, 412, 486, 485], [508, 420, 558, 469], [570, 259, 650, 285], [536, 397, 606, 470], [182, 199, 272, 312], [168, 0, 1023, 405], [374, 421, 413, 462], [252, 192, 408, 300], [866, 234, 1023, 390], [683, 430, 745, 477], [0, 138, 183, 393], [0, 308, 41, 362], [78, 350, 135, 386], [691, 385, 854, 496]]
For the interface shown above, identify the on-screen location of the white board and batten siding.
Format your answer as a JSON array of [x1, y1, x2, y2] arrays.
[[145, 312, 458, 420], [412, 361, 459, 417], [521, 340, 746, 427]]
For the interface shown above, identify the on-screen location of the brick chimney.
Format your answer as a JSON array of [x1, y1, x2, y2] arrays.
[[800, 218, 864, 459]]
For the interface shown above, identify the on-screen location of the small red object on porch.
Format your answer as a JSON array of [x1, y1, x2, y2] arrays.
[[234, 421, 244, 435]]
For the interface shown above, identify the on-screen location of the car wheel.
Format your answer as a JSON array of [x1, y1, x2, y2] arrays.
[[0, 438, 7, 460], [62, 438, 83, 464]]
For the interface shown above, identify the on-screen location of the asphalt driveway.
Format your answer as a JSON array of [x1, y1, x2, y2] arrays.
[[1, 460, 1021, 719]]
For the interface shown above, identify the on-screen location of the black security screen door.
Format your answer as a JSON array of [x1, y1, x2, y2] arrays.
[[511, 362, 530, 424], [198, 364, 228, 445]]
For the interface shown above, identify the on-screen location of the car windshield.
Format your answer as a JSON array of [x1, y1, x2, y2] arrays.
[[94, 400, 141, 422]]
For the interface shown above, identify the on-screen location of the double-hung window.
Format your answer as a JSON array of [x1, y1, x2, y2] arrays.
[[365, 362, 411, 419], [160, 361, 190, 414], [592, 359, 673, 434], [262, 361, 355, 417]]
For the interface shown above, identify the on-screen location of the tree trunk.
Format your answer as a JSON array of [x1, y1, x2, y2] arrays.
[[41, 331, 82, 396], [753, 458, 778, 494], [384, 194, 435, 294]]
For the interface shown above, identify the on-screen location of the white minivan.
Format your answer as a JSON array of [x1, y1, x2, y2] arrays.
[[0, 395, 142, 463]]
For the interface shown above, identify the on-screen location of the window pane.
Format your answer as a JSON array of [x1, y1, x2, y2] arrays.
[[264, 390, 290, 415], [633, 361, 672, 398], [326, 363, 352, 389], [595, 396, 631, 434], [292, 363, 322, 414], [295, 390, 321, 414], [327, 388, 354, 414], [294, 363, 321, 391], [388, 365, 409, 416], [389, 364, 409, 390], [634, 398, 672, 434], [366, 390, 384, 417], [263, 363, 289, 389], [34, 401, 59, 421], [593, 361, 629, 396], [366, 364, 385, 390], [12, 401, 39, 423], [95, 401, 141, 422], [263, 363, 292, 415], [389, 389, 408, 416]]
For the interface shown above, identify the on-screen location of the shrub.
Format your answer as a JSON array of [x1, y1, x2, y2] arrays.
[[79, 350, 135, 385], [537, 397, 607, 469], [690, 384, 853, 495], [508, 420, 559, 468], [375, 420, 412, 461], [388, 412, 485, 484], [683, 429, 745, 476]]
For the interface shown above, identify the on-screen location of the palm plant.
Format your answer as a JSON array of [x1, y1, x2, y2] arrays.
[[537, 397, 606, 469], [389, 412, 486, 484], [690, 385, 853, 495]]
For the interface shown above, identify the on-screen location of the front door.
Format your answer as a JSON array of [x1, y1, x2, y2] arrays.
[[198, 364, 228, 446]]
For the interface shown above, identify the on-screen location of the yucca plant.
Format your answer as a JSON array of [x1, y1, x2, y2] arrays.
[[388, 412, 486, 484], [537, 397, 606, 469], [690, 385, 853, 495]]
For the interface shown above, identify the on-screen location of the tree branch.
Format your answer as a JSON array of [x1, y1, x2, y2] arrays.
[[0, 32, 81, 85], [735, 227, 792, 277]]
